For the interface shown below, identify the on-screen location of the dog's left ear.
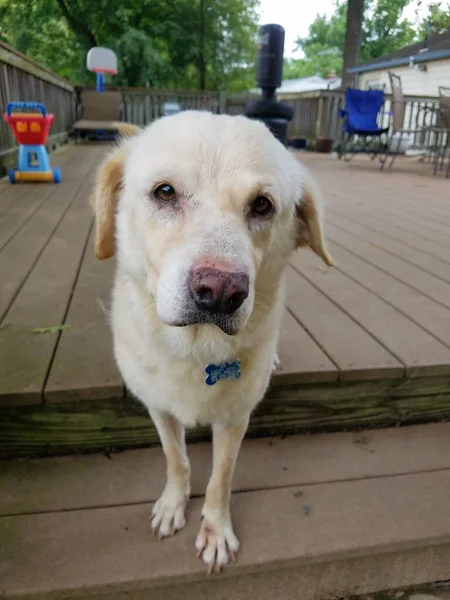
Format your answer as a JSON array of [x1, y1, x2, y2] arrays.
[[296, 180, 335, 266]]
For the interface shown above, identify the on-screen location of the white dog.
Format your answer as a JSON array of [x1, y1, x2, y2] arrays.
[[92, 112, 333, 573]]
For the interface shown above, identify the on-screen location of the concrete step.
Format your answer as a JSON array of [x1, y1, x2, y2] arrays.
[[1, 423, 450, 599]]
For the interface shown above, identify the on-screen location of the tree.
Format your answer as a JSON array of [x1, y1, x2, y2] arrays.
[[0, 0, 85, 80], [341, 0, 364, 87], [416, 1, 450, 36], [361, 0, 416, 61], [293, 0, 420, 81], [193, 0, 259, 91], [0, 0, 259, 91], [115, 29, 168, 88], [55, 0, 98, 48]]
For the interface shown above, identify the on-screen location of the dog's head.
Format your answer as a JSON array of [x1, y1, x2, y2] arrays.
[[92, 112, 333, 336]]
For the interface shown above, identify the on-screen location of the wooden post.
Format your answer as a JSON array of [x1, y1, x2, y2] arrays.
[[315, 93, 324, 140], [219, 87, 227, 114], [199, 0, 206, 90]]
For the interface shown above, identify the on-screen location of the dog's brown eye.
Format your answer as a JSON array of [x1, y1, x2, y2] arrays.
[[251, 196, 273, 216], [154, 183, 176, 202]]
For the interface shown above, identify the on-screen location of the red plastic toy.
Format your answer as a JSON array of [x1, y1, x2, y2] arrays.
[[3, 101, 60, 183]]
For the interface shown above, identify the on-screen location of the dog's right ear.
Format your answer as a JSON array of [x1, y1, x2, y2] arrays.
[[90, 148, 124, 260], [92, 139, 138, 260], [91, 125, 142, 261]]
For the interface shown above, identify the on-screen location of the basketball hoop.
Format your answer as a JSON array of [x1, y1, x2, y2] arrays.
[[87, 47, 118, 92]]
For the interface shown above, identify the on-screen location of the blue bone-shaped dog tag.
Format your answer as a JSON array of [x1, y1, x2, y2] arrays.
[[205, 360, 241, 386]]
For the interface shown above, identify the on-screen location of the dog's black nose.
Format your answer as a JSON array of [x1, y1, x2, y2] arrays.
[[189, 266, 249, 314]]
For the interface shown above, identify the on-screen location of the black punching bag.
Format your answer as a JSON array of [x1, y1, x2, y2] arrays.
[[245, 24, 293, 145]]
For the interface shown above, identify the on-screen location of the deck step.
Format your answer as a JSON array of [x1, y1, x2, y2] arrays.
[[1, 423, 450, 599]]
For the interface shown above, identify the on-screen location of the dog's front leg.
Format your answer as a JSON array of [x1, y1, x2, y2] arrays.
[[196, 415, 249, 572], [150, 409, 191, 538]]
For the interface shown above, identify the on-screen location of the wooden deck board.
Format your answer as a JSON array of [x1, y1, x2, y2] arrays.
[[0, 183, 36, 217], [327, 242, 450, 349], [0, 147, 79, 250], [327, 202, 450, 265], [44, 227, 123, 402], [325, 171, 450, 217], [285, 265, 403, 380], [0, 146, 104, 405], [1, 147, 450, 453], [314, 161, 450, 245], [327, 224, 450, 310], [291, 251, 450, 377], [3, 422, 450, 516], [323, 178, 450, 244], [275, 309, 338, 383], [2, 449, 450, 598], [0, 147, 101, 321], [329, 214, 450, 283], [0, 185, 56, 250], [337, 202, 450, 250]]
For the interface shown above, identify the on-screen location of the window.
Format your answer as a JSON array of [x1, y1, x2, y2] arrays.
[[366, 80, 385, 90]]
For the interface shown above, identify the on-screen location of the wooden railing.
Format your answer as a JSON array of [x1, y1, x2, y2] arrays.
[[223, 90, 346, 139], [226, 89, 440, 144], [121, 88, 225, 124], [0, 41, 76, 170], [225, 92, 258, 116], [284, 90, 345, 141], [76, 86, 226, 126]]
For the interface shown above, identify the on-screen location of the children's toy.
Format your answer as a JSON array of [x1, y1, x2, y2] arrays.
[[4, 101, 61, 183], [74, 47, 120, 141], [87, 47, 118, 92]]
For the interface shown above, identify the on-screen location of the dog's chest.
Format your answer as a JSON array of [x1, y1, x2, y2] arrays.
[[116, 334, 271, 426], [112, 277, 275, 426]]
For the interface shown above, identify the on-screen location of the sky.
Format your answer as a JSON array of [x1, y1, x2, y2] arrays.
[[258, 0, 438, 58]]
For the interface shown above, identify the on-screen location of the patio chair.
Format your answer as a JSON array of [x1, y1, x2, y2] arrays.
[[433, 86, 450, 176], [381, 72, 445, 172], [337, 88, 390, 161], [380, 72, 411, 169], [72, 90, 124, 140], [439, 86, 450, 120]]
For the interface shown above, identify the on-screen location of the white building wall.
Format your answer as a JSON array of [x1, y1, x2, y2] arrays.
[[358, 58, 450, 97]]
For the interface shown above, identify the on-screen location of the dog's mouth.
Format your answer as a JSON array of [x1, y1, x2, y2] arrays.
[[170, 312, 240, 336], [155, 276, 252, 336]]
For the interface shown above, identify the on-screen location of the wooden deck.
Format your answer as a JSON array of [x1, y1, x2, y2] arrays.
[[1, 143, 450, 456]]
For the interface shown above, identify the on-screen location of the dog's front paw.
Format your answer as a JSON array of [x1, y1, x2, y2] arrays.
[[195, 511, 240, 573], [151, 484, 189, 539]]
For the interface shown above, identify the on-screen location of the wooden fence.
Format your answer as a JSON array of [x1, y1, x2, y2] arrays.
[[121, 88, 224, 125], [0, 41, 76, 171], [223, 91, 344, 140], [225, 89, 440, 144], [75, 87, 226, 126]]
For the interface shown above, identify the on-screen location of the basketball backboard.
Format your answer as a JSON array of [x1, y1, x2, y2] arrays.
[[87, 47, 118, 75]]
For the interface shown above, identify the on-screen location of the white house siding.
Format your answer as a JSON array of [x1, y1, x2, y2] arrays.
[[358, 58, 450, 98]]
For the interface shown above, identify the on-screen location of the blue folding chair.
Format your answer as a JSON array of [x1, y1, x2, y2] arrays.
[[337, 89, 390, 162]]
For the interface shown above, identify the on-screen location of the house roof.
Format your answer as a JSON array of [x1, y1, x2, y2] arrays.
[[278, 75, 342, 93], [348, 27, 450, 74], [250, 74, 342, 95]]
